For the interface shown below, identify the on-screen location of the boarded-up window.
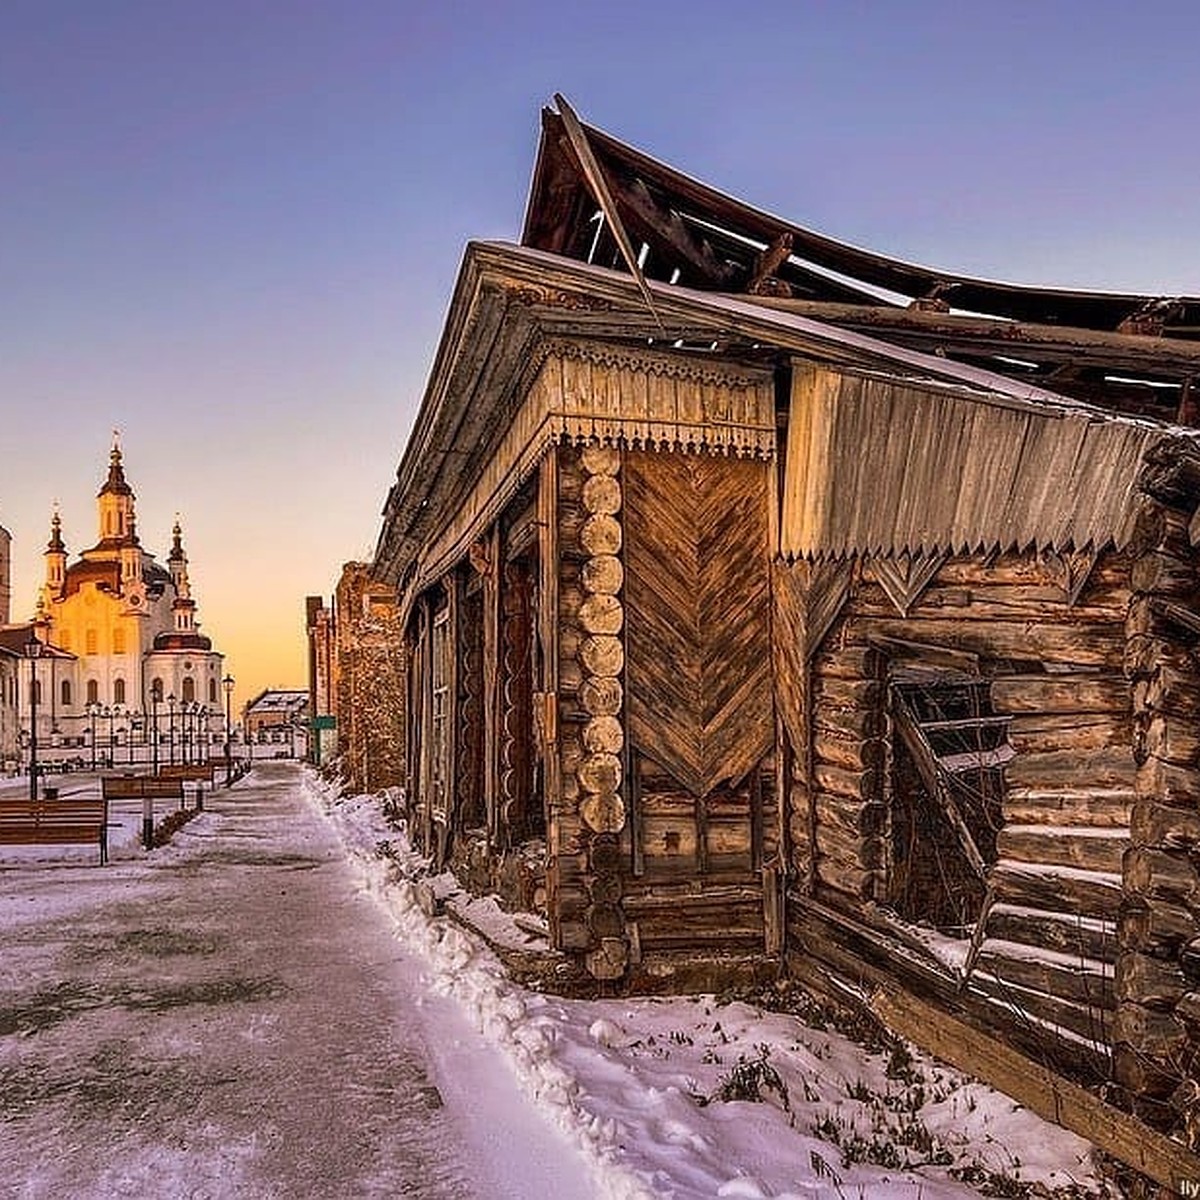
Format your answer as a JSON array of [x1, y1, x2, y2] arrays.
[[888, 677, 1009, 932]]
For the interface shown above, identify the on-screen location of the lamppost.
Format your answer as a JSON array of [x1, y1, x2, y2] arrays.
[[103, 705, 114, 769], [222, 674, 234, 787], [198, 705, 209, 763], [151, 693, 160, 774], [167, 694, 177, 766], [87, 701, 99, 771], [24, 636, 43, 802]]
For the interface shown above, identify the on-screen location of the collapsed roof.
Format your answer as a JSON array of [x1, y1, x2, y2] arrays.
[[523, 100, 1200, 421]]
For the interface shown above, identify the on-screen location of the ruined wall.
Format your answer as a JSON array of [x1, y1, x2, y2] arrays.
[[334, 562, 406, 795]]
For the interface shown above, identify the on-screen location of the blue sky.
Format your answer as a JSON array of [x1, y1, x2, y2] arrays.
[[3, 1, 1198, 704]]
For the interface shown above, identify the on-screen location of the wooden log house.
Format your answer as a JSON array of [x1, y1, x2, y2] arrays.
[[369, 101, 1200, 1152]]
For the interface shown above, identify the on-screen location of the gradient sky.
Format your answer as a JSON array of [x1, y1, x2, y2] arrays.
[[4, 1, 1199, 711]]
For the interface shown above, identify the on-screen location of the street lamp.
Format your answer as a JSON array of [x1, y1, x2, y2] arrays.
[[24, 636, 43, 802], [103, 705, 114, 769], [87, 701, 100, 771], [151, 692, 160, 774], [167, 694, 177, 766], [198, 705, 209, 763], [222, 674, 234, 787]]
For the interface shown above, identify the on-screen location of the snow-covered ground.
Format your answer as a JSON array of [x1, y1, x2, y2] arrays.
[[306, 772, 1110, 1200]]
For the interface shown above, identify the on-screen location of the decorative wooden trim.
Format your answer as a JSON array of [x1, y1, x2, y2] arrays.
[[871, 552, 949, 617]]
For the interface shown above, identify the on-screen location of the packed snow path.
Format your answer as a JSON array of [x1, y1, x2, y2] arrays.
[[0, 764, 594, 1199]]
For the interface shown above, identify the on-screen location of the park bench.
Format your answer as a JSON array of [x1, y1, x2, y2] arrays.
[[102, 774, 187, 850], [0, 795, 109, 865], [102, 774, 186, 805], [157, 763, 217, 785]]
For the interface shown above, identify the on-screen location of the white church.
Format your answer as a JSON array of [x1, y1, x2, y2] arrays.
[[3, 441, 227, 769]]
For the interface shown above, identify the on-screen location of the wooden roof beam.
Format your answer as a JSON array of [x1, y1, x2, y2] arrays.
[[735, 294, 1200, 379], [610, 173, 738, 288]]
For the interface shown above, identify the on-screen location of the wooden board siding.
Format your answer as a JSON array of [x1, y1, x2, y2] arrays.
[[781, 362, 1156, 562], [624, 450, 774, 797], [783, 548, 1134, 1067]]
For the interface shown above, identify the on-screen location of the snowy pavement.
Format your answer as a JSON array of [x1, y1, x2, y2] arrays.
[[0, 764, 594, 1199], [0, 765, 1109, 1199]]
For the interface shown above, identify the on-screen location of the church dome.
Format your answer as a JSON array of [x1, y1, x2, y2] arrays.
[[153, 631, 212, 651]]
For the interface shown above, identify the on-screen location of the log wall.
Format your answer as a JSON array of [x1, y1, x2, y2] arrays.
[[1117, 507, 1200, 1139], [785, 550, 1134, 1070]]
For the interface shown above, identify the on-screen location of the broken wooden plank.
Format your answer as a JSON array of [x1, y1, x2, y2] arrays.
[[871, 985, 1200, 1195]]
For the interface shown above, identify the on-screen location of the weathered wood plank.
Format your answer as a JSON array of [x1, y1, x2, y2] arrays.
[[871, 986, 1200, 1194]]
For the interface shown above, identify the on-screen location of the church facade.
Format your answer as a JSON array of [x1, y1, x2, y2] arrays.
[[25, 443, 226, 766]]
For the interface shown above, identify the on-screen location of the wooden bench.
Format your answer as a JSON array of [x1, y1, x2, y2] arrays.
[[102, 775, 185, 804], [157, 763, 217, 784], [0, 796, 109, 864]]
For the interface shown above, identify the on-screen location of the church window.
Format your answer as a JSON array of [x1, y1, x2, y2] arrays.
[[114, 678, 126, 705], [61, 679, 72, 707], [208, 677, 217, 703], [151, 678, 163, 702], [85, 629, 98, 655], [113, 628, 126, 654], [86, 679, 99, 705], [182, 677, 196, 703]]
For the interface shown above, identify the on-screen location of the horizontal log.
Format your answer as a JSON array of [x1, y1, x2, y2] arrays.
[[1130, 799, 1200, 851], [864, 617, 1123, 669], [578, 752, 622, 794], [871, 985, 1200, 1194], [812, 730, 883, 773], [578, 592, 623, 636], [582, 716, 624, 755], [1124, 633, 1196, 680], [815, 823, 883, 872], [967, 971, 1114, 1046], [814, 675, 884, 708], [1003, 787, 1134, 829], [580, 513, 622, 556], [988, 904, 1117, 965], [1007, 712, 1130, 755], [1124, 847, 1200, 905], [581, 553, 623, 595], [855, 586, 1125, 623], [1142, 663, 1200, 718], [1136, 757, 1200, 808], [579, 634, 623, 677], [581, 474, 621, 516], [1004, 748, 1135, 789], [992, 860, 1122, 918], [1115, 952, 1188, 1009], [814, 860, 877, 902], [1130, 550, 1197, 598], [976, 945, 1113, 1010], [995, 825, 1128, 874], [1118, 901, 1198, 958], [1143, 712, 1200, 767], [812, 762, 880, 803], [990, 673, 1129, 715], [580, 791, 625, 835], [580, 676, 622, 717], [810, 644, 886, 681], [813, 700, 887, 741], [1112, 1003, 1190, 1061], [815, 793, 886, 840], [579, 443, 620, 477]]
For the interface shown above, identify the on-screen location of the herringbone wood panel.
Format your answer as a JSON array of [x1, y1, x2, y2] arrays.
[[625, 452, 772, 796]]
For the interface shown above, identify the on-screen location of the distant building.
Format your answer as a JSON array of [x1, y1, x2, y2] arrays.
[[7, 440, 226, 767], [243, 689, 308, 758], [303, 564, 403, 793], [305, 595, 337, 766]]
